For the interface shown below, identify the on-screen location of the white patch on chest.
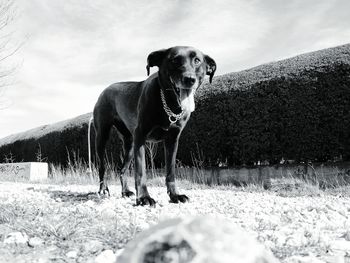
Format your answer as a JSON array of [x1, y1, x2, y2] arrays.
[[181, 91, 195, 112]]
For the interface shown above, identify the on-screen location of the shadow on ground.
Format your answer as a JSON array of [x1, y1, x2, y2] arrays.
[[27, 187, 105, 203], [49, 190, 103, 202]]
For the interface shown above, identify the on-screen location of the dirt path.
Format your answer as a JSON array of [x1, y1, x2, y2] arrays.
[[0, 181, 350, 262]]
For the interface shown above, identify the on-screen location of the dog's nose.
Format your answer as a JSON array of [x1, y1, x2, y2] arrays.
[[183, 76, 196, 87]]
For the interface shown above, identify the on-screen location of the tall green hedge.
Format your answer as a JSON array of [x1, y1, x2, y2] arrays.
[[179, 63, 350, 166], [0, 44, 349, 167], [0, 114, 125, 168]]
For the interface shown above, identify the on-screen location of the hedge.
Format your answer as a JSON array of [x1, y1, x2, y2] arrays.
[[0, 115, 125, 168], [179, 63, 350, 165]]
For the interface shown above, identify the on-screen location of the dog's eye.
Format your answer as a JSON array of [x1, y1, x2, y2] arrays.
[[194, 58, 201, 65], [171, 57, 182, 65]]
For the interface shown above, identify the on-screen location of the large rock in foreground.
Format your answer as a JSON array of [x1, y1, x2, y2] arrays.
[[118, 216, 278, 263]]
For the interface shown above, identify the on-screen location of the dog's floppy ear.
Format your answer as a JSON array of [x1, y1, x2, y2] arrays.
[[204, 55, 217, 83], [146, 49, 168, 76]]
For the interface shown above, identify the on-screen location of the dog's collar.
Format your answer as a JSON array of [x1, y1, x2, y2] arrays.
[[160, 88, 185, 124]]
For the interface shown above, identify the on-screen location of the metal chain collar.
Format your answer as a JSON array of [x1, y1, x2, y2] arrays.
[[160, 88, 185, 124]]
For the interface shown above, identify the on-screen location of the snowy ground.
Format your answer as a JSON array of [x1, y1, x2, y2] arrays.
[[0, 181, 350, 262]]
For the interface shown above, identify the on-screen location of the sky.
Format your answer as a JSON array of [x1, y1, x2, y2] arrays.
[[0, 0, 349, 138]]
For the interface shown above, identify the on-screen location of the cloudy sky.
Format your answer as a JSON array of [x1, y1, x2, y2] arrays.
[[0, 0, 349, 138]]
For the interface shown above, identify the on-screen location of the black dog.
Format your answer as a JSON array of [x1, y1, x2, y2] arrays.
[[92, 46, 216, 206]]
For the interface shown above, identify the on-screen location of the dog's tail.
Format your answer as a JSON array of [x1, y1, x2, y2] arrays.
[[87, 115, 94, 175]]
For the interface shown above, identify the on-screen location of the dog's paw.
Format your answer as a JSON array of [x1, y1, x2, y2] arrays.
[[122, 190, 135, 198], [136, 196, 156, 207], [98, 185, 110, 197], [169, 194, 189, 203]]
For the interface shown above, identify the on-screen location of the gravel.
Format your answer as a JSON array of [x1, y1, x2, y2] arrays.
[[0, 181, 350, 262]]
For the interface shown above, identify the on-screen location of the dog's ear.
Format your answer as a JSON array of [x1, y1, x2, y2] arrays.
[[204, 55, 217, 83], [146, 49, 168, 76]]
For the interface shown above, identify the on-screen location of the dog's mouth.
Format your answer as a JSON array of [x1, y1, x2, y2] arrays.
[[170, 76, 197, 113], [180, 88, 195, 112]]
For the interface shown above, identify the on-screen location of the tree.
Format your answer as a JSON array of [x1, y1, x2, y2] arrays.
[[0, 0, 20, 109]]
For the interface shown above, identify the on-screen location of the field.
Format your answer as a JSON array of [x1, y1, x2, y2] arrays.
[[1, 169, 350, 263]]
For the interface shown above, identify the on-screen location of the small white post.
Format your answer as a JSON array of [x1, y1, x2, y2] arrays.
[[87, 116, 93, 175]]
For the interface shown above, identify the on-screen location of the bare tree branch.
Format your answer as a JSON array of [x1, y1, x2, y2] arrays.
[[0, 0, 21, 108]]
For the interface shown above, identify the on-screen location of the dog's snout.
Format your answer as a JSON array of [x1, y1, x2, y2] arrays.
[[183, 76, 196, 87]]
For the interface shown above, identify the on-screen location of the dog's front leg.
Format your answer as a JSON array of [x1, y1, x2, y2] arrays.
[[134, 130, 156, 206], [164, 131, 189, 203]]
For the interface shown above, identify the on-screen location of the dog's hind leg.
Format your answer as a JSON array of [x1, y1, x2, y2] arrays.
[[95, 122, 112, 196], [134, 128, 156, 206], [119, 135, 135, 197], [114, 120, 135, 197]]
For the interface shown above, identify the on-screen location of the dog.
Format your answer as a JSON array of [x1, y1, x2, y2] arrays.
[[91, 46, 216, 206]]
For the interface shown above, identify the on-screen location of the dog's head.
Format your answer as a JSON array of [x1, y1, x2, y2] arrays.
[[146, 46, 216, 112]]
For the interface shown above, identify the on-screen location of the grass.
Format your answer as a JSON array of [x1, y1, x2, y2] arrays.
[[2, 150, 350, 198], [3, 141, 350, 195], [39, 156, 350, 198]]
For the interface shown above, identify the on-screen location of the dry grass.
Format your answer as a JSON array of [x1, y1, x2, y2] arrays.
[[41, 158, 350, 198]]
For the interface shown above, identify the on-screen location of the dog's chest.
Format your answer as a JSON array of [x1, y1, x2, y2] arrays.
[[146, 124, 183, 142], [146, 126, 168, 142]]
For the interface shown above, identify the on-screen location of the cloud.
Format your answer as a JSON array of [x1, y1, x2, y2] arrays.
[[0, 0, 349, 138], [240, 0, 350, 65]]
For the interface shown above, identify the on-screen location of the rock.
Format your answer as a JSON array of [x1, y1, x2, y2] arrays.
[[285, 255, 324, 263], [330, 239, 350, 252], [28, 237, 44, 247], [118, 216, 278, 263], [100, 208, 117, 218], [341, 231, 350, 241], [115, 249, 124, 258], [83, 240, 104, 254], [66, 250, 78, 258], [4, 232, 29, 244], [84, 200, 95, 207], [95, 250, 116, 263], [285, 230, 308, 247]]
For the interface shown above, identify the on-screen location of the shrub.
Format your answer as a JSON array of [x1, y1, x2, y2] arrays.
[[179, 62, 350, 166]]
